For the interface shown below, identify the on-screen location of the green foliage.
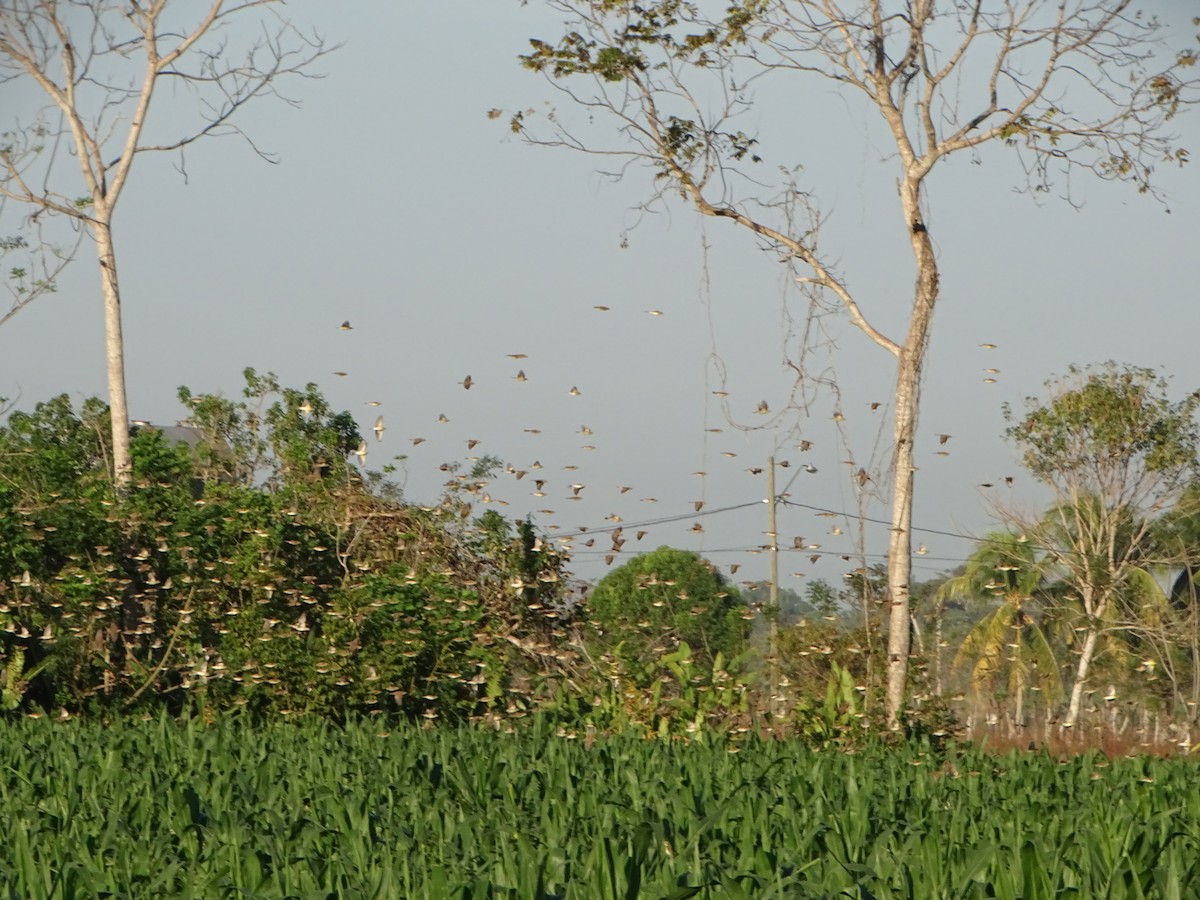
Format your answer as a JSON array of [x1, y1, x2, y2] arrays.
[[1005, 362, 1200, 491], [1002, 365, 1200, 717], [0, 374, 570, 722], [585, 546, 748, 672], [938, 531, 1066, 713], [2, 715, 1199, 897]]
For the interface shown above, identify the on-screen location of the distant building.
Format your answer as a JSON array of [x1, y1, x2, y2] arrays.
[[129, 421, 230, 494], [130, 421, 207, 452]]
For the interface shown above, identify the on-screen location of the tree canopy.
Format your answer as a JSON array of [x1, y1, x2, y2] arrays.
[[585, 546, 748, 671]]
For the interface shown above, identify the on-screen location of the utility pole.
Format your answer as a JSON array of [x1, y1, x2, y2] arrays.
[[767, 455, 780, 721]]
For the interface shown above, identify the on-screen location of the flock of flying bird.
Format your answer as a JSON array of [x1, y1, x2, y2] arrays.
[[328, 313, 1006, 590]]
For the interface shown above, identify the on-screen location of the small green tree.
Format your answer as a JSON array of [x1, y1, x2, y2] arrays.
[[1004, 363, 1200, 727], [585, 546, 748, 671]]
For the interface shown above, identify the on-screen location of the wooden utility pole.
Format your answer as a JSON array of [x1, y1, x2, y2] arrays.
[[768, 456, 780, 720]]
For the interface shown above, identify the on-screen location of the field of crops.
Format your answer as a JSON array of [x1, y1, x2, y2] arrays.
[[1, 716, 1197, 898]]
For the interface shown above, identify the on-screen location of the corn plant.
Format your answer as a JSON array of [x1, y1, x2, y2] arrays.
[[0, 714, 1198, 897]]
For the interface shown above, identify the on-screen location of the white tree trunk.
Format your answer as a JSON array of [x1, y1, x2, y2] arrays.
[[885, 175, 938, 728], [885, 351, 918, 726], [1065, 626, 1101, 729], [94, 220, 131, 489]]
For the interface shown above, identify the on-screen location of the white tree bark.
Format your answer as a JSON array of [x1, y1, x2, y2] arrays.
[[1065, 623, 1102, 729], [0, 1, 329, 489], [94, 220, 131, 487], [518, 0, 1197, 731]]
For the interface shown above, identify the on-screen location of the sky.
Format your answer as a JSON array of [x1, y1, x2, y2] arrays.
[[2, 1, 1199, 596]]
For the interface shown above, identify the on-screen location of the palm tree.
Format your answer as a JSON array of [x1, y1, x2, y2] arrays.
[[936, 531, 1063, 728], [1135, 485, 1200, 719]]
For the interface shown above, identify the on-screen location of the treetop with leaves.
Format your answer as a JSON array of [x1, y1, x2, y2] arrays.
[[1005, 362, 1200, 499]]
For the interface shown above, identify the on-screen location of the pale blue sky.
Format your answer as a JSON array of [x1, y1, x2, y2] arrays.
[[2, 2, 1198, 591]]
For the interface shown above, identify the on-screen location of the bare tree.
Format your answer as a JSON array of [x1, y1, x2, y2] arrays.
[[513, 0, 1197, 725], [0, 1, 332, 488]]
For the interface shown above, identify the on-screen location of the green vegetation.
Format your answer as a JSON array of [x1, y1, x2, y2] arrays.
[[937, 364, 1200, 728], [585, 546, 749, 670], [2, 714, 1198, 898], [4, 364, 1200, 744], [0, 371, 569, 723], [4, 366, 1200, 897]]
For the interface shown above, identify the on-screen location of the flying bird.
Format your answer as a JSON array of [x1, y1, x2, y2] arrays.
[[373, 416, 385, 441], [508, 353, 528, 359], [515, 370, 527, 382], [353, 441, 368, 464], [461, 375, 473, 390], [339, 321, 352, 330], [567, 386, 581, 396]]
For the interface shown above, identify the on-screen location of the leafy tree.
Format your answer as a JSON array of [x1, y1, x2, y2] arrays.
[[1004, 363, 1200, 727], [0, 2, 332, 487], [584, 546, 748, 672], [0, 374, 571, 721], [1147, 486, 1200, 716], [514, 0, 1198, 726], [936, 531, 1064, 725]]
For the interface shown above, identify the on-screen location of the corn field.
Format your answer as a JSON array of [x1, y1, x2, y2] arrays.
[[1, 716, 1198, 898]]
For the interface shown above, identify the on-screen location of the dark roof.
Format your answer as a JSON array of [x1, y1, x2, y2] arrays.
[[129, 421, 206, 451]]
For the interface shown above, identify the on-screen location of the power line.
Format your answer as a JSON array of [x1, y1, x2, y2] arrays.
[[550, 499, 766, 540]]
